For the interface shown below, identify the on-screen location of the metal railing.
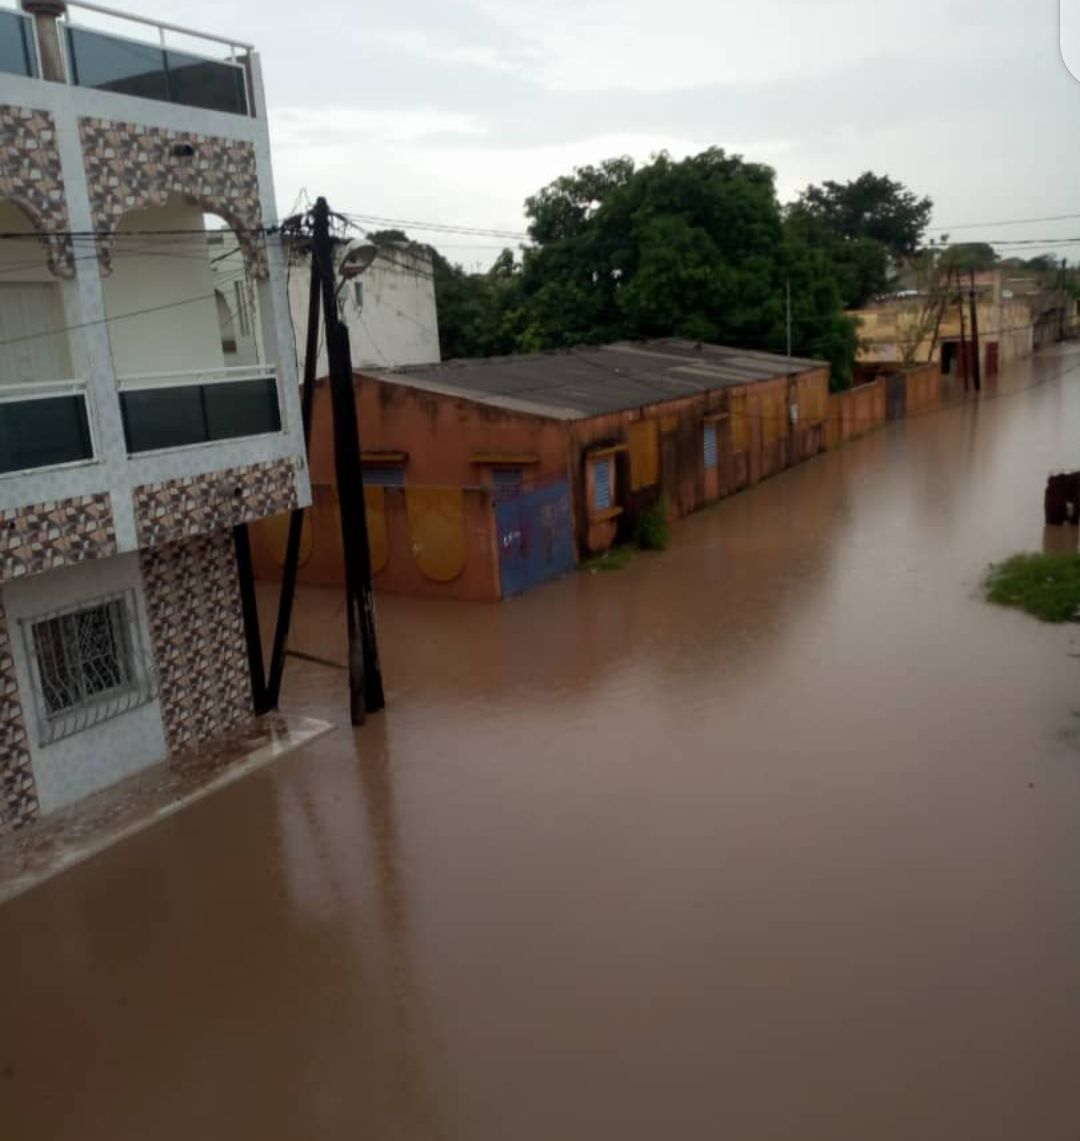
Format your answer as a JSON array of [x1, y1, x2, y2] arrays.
[[10, 0, 255, 115], [117, 365, 280, 454], [0, 378, 95, 476]]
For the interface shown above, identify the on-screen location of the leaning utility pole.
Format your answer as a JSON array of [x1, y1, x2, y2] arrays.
[[265, 225, 322, 708], [310, 197, 385, 723], [968, 268, 982, 393]]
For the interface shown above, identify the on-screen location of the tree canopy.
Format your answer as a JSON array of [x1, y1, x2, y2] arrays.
[[788, 172, 933, 257], [426, 155, 937, 390]]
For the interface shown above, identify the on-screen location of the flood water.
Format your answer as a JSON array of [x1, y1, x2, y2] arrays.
[[4, 346, 1080, 1140]]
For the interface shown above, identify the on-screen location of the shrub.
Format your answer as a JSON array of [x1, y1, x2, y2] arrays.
[[634, 496, 670, 551]]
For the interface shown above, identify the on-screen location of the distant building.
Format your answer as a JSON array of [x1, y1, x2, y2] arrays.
[[850, 269, 1066, 378], [252, 340, 830, 601], [0, 2, 310, 831], [211, 237, 441, 375]]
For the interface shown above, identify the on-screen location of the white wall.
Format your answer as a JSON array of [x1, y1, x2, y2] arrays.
[[102, 200, 225, 378], [3, 553, 168, 814], [0, 202, 74, 385], [287, 243, 441, 377]]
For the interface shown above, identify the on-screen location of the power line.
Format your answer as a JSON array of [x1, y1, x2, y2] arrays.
[[340, 212, 529, 241], [927, 212, 1080, 232]]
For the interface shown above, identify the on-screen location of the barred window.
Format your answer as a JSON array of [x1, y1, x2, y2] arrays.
[[703, 422, 718, 469], [594, 457, 612, 510], [492, 468, 524, 502], [24, 592, 154, 745]]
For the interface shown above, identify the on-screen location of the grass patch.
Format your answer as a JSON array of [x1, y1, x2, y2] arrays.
[[580, 546, 636, 573], [984, 552, 1080, 622], [634, 496, 670, 551]]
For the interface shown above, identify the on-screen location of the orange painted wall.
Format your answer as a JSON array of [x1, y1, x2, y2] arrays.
[[826, 379, 886, 448], [251, 485, 501, 602], [308, 375, 572, 491], [902, 362, 941, 416]]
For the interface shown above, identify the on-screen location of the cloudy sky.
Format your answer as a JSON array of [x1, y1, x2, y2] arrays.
[[105, 0, 1080, 266]]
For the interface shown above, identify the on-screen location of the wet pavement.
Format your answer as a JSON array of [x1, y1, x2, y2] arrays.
[[0, 713, 331, 905], [4, 346, 1080, 1140]]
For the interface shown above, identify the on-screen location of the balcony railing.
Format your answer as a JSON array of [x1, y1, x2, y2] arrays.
[[0, 9, 39, 77], [118, 366, 281, 455], [10, 0, 254, 116], [0, 380, 94, 476]]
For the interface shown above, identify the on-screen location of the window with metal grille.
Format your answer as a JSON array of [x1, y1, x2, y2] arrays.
[[593, 457, 612, 511], [364, 466, 405, 487], [492, 468, 524, 501], [703, 422, 718, 469], [25, 592, 154, 745]]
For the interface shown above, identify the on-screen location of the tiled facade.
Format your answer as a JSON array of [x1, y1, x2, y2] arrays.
[[79, 118, 268, 279], [140, 532, 252, 756], [0, 494, 117, 584], [133, 458, 299, 549], [0, 103, 75, 278], [0, 600, 39, 834]]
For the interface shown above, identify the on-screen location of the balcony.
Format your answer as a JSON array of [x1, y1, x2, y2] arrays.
[[0, 380, 94, 476], [0, 9, 38, 77], [118, 366, 281, 455], [10, 1, 254, 117]]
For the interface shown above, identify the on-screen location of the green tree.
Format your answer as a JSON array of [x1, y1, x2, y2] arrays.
[[515, 148, 859, 388], [789, 172, 933, 257]]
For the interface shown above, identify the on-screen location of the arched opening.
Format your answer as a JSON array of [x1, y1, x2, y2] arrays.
[[0, 200, 75, 388], [0, 199, 92, 475], [102, 194, 280, 454]]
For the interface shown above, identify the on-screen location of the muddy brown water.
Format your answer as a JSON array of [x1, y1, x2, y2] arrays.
[[4, 347, 1080, 1140]]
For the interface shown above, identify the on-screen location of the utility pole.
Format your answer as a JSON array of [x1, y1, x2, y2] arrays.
[[266, 226, 321, 707], [957, 270, 969, 391], [968, 268, 981, 393], [785, 280, 792, 361], [310, 197, 385, 723]]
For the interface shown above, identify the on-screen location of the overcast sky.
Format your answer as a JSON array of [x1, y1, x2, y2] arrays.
[[113, 0, 1080, 266]]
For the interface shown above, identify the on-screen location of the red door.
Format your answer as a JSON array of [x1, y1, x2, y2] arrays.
[[986, 341, 1000, 376]]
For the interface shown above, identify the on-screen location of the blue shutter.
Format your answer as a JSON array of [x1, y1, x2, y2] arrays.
[[594, 458, 612, 510], [703, 422, 718, 469]]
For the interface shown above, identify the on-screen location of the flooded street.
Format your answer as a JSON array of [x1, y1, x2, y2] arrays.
[[4, 346, 1080, 1140]]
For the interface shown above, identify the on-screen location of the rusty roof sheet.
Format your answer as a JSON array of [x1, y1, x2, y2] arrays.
[[360, 338, 827, 421]]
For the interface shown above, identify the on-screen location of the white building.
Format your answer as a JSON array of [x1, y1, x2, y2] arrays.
[[0, 0, 311, 830], [210, 235, 441, 377]]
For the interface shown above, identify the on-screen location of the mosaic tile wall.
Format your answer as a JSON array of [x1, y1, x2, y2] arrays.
[[133, 458, 298, 550], [139, 532, 252, 756], [0, 494, 117, 584], [0, 104, 75, 278], [78, 117, 267, 278], [0, 599, 39, 834]]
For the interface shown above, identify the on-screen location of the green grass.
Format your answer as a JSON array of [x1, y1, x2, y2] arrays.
[[580, 546, 636, 573], [984, 552, 1080, 622]]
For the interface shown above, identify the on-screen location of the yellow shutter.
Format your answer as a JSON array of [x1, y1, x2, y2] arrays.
[[628, 419, 660, 490]]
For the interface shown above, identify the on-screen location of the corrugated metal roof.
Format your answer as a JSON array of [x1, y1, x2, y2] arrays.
[[360, 339, 827, 421]]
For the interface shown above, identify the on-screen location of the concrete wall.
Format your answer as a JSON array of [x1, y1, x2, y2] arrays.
[[288, 244, 441, 376]]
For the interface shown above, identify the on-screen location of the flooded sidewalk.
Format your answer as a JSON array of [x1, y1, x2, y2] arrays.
[[3, 346, 1080, 1140]]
